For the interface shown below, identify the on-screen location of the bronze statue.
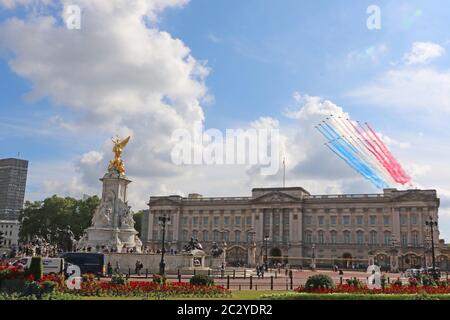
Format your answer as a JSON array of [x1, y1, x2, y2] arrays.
[[108, 136, 130, 175]]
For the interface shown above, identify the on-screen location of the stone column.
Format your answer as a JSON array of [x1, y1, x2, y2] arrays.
[[148, 210, 154, 243]]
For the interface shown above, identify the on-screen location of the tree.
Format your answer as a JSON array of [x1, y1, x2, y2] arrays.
[[19, 195, 100, 247], [133, 210, 145, 236]]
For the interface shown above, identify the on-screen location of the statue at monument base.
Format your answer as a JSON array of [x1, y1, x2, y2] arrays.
[[76, 136, 142, 253]]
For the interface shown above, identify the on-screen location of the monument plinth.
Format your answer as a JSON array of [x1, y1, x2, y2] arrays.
[[77, 136, 142, 253]]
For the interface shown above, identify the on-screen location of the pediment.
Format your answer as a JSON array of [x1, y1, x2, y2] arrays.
[[251, 191, 300, 204], [148, 197, 181, 207]]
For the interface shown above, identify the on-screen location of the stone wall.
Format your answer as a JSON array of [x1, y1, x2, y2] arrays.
[[104, 253, 218, 274]]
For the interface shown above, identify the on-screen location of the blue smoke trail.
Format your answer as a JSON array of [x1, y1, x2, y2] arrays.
[[317, 124, 388, 188]]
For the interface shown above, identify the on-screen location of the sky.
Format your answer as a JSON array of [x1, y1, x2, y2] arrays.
[[0, 0, 450, 241]]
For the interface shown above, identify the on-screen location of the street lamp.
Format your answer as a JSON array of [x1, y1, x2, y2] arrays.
[[263, 235, 270, 271], [158, 215, 170, 276], [425, 216, 438, 279], [311, 243, 316, 270]]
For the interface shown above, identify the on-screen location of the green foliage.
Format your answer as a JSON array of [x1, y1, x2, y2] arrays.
[[133, 211, 144, 236], [189, 275, 214, 286], [261, 293, 450, 300], [110, 273, 127, 285], [29, 257, 43, 281], [304, 274, 335, 291], [0, 279, 28, 294], [152, 274, 167, 285], [346, 278, 364, 288], [19, 195, 100, 246], [421, 275, 436, 287]]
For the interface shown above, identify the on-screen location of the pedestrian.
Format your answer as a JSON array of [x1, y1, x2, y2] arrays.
[[115, 261, 120, 274], [107, 262, 113, 277]]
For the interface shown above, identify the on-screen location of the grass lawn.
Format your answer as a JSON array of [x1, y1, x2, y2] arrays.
[[79, 291, 450, 300]]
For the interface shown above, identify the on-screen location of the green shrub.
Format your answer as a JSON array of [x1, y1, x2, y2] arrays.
[[346, 278, 364, 288], [0, 279, 27, 294], [110, 273, 126, 285], [152, 274, 167, 285], [421, 276, 436, 287], [28, 257, 43, 281], [304, 274, 335, 291], [189, 274, 214, 286]]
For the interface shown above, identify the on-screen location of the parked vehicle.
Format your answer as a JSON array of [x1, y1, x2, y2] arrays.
[[60, 252, 105, 275], [14, 257, 65, 275]]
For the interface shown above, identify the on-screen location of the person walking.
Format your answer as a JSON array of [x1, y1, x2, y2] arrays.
[[107, 262, 113, 277]]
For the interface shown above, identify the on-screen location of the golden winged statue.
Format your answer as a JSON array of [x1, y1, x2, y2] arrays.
[[108, 136, 131, 175]]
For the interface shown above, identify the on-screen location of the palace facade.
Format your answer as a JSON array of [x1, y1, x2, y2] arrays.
[[141, 187, 449, 271]]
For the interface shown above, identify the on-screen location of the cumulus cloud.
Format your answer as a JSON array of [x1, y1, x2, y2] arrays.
[[347, 44, 388, 64], [403, 42, 445, 65], [348, 68, 450, 113]]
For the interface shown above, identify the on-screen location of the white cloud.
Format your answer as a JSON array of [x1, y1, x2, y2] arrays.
[[349, 68, 450, 113], [347, 44, 388, 64], [403, 42, 445, 65]]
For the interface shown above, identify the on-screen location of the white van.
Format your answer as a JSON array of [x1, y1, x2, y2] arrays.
[[15, 257, 65, 275]]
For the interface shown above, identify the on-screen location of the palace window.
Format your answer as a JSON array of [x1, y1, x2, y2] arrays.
[[411, 215, 418, 225], [193, 217, 199, 225], [384, 232, 391, 245], [203, 217, 209, 226], [213, 230, 219, 242], [330, 216, 337, 225], [356, 231, 364, 244], [246, 232, 253, 243], [343, 216, 350, 225], [330, 231, 337, 244], [246, 216, 252, 225], [305, 216, 312, 225], [343, 231, 351, 244], [234, 230, 241, 243], [224, 216, 230, 225], [383, 216, 390, 225], [192, 230, 198, 239], [182, 230, 188, 241], [370, 216, 376, 225], [369, 231, 377, 245], [318, 216, 324, 225], [182, 217, 188, 226], [356, 216, 363, 225], [305, 231, 312, 244], [318, 231, 325, 244], [223, 231, 229, 242], [202, 230, 209, 242], [401, 232, 408, 246], [235, 216, 241, 225], [214, 216, 220, 226]]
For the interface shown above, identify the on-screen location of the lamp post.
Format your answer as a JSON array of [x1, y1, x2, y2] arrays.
[[158, 215, 170, 276], [425, 216, 438, 279], [263, 235, 269, 271], [311, 243, 316, 270]]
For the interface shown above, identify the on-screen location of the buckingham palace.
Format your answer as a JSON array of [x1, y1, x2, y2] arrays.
[[141, 187, 449, 271]]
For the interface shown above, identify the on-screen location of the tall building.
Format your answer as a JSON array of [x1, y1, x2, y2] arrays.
[[143, 187, 448, 271], [0, 158, 28, 220]]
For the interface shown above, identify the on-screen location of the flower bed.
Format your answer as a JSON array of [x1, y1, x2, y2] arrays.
[[295, 283, 450, 295], [69, 279, 231, 298]]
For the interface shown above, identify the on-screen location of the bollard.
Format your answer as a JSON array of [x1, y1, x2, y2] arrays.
[[285, 277, 288, 290], [340, 277, 343, 285], [178, 273, 182, 283], [255, 284, 258, 291], [270, 276, 274, 290], [227, 275, 230, 289], [145, 268, 148, 278], [233, 269, 236, 279], [221, 270, 224, 279], [208, 269, 211, 277], [244, 270, 246, 279], [194, 269, 196, 276], [128, 268, 131, 277], [239, 284, 241, 291], [388, 277, 390, 284], [250, 275, 253, 290], [275, 271, 278, 279], [290, 274, 293, 290]]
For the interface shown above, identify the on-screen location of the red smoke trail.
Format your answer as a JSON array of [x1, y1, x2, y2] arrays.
[[365, 122, 411, 185], [349, 120, 404, 184]]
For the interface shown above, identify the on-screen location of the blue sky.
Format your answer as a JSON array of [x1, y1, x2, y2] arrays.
[[1, 0, 450, 240]]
